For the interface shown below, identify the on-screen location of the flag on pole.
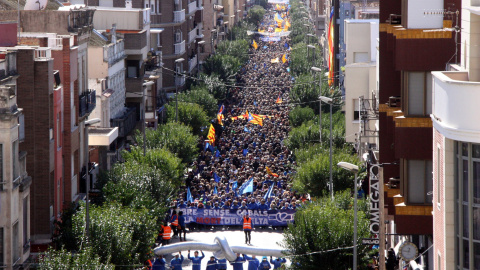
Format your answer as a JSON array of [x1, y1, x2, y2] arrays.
[[266, 166, 279, 177], [275, 95, 283, 104], [187, 187, 193, 203], [214, 186, 218, 195], [215, 149, 220, 157], [232, 181, 238, 197], [281, 54, 287, 63], [207, 124, 216, 144], [252, 40, 258, 50], [238, 177, 254, 195], [214, 173, 221, 183], [264, 183, 274, 201], [248, 113, 263, 126], [328, 6, 335, 86]]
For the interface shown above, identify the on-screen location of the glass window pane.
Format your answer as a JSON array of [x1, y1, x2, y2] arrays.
[[426, 72, 432, 114], [408, 160, 425, 203], [473, 144, 480, 158], [426, 160, 433, 203], [463, 143, 469, 157], [408, 72, 425, 115], [464, 160, 469, 202], [475, 207, 480, 240], [464, 239, 470, 268], [475, 242, 480, 270], [474, 161, 480, 204], [464, 204, 469, 238]]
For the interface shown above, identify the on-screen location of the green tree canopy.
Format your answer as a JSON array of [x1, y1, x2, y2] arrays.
[[165, 101, 209, 136], [204, 54, 243, 83], [289, 106, 316, 127], [177, 87, 218, 117], [282, 190, 371, 270], [137, 122, 198, 164], [246, 5, 266, 26], [38, 246, 114, 270], [198, 73, 229, 101], [73, 202, 157, 267], [290, 43, 322, 76], [215, 39, 249, 63]]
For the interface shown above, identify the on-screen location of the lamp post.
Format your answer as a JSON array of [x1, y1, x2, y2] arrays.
[[175, 58, 185, 122], [84, 118, 101, 238], [211, 29, 216, 54], [311, 66, 323, 144], [320, 96, 333, 199], [197, 40, 205, 79], [306, 33, 315, 45], [307, 44, 316, 67], [337, 161, 359, 270]]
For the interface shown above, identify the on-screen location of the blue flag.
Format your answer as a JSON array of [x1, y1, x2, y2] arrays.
[[216, 150, 220, 157], [239, 178, 254, 195], [243, 149, 248, 156], [264, 183, 274, 201], [254, 101, 257, 107], [187, 187, 193, 203], [205, 142, 210, 151], [244, 126, 250, 133], [232, 181, 238, 190], [214, 173, 221, 183], [253, 142, 256, 148], [209, 143, 215, 153], [214, 186, 218, 195]]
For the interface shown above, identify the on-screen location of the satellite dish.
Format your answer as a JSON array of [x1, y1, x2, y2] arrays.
[[24, 0, 48, 10]]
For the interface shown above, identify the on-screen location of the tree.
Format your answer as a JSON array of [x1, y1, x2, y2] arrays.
[[137, 122, 198, 164], [282, 190, 371, 270], [215, 39, 249, 64], [73, 202, 157, 267], [199, 73, 229, 101], [165, 102, 209, 136], [122, 147, 185, 187], [292, 147, 362, 197], [290, 43, 322, 77], [38, 246, 114, 270], [177, 87, 218, 117], [284, 120, 320, 150], [289, 106, 315, 127], [204, 54, 243, 83], [231, 21, 257, 41], [247, 5, 266, 26]]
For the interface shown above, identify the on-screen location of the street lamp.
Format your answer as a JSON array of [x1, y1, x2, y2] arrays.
[[211, 29, 217, 54], [306, 33, 315, 44], [337, 161, 359, 270], [307, 44, 316, 66], [84, 117, 101, 238], [197, 40, 205, 79], [311, 66, 322, 143], [320, 96, 333, 199], [175, 58, 185, 122]]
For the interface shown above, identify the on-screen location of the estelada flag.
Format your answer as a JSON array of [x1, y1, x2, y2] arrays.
[[217, 113, 224, 125], [252, 40, 258, 50], [207, 124, 216, 144], [281, 54, 287, 63], [276, 95, 282, 104], [266, 166, 279, 177], [248, 113, 263, 126]]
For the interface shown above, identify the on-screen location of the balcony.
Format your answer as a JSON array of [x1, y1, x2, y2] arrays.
[[110, 107, 137, 138], [431, 71, 480, 141], [174, 40, 186, 55], [188, 1, 197, 15], [174, 9, 186, 23], [79, 90, 96, 118], [188, 27, 197, 44], [188, 54, 197, 73], [34, 47, 52, 59]]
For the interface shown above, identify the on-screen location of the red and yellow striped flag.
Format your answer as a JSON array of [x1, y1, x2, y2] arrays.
[[207, 124, 216, 144], [266, 166, 279, 177]]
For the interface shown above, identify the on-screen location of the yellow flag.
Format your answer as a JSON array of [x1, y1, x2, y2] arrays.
[[207, 124, 216, 144], [252, 40, 258, 50], [282, 54, 287, 63]]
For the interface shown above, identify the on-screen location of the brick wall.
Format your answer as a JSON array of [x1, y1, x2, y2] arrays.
[[124, 31, 147, 50]]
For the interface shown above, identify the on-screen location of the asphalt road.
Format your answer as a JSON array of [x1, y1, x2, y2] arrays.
[[160, 229, 287, 270]]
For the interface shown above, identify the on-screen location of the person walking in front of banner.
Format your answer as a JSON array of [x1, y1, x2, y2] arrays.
[[170, 210, 179, 238], [206, 256, 217, 270], [187, 250, 204, 270], [230, 253, 246, 270], [217, 257, 227, 270], [243, 213, 253, 244], [269, 257, 286, 269], [170, 252, 184, 270], [243, 254, 259, 270], [160, 222, 171, 246], [258, 257, 271, 269], [385, 248, 398, 270], [152, 254, 166, 270], [178, 211, 186, 241]]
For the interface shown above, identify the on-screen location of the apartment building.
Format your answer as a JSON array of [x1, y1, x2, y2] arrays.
[[0, 26, 32, 270], [203, 0, 224, 55], [343, 19, 378, 154], [0, 8, 96, 250], [431, 1, 480, 269], [378, 0, 460, 268]]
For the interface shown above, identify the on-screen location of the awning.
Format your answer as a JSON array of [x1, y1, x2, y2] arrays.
[[150, 28, 164, 34]]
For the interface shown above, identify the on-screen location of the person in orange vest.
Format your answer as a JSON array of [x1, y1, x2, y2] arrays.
[[170, 210, 179, 238], [243, 213, 253, 244], [160, 222, 172, 245]]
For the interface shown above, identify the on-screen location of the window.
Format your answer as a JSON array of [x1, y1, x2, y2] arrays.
[[455, 142, 480, 268], [175, 30, 182, 43], [437, 147, 441, 206], [12, 222, 18, 264], [23, 196, 28, 248], [12, 141, 18, 180], [403, 71, 432, 116], [403, 159, 433, 204], [353, 99, 360, 121]]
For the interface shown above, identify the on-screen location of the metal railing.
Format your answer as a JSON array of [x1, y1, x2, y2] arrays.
[[188, 1, 197, 14], [174, 40, 186, 55], [110, 107, 137, 138], [188, 27, 197, 44], [188, 54, 197, 73], [175, 75, 185, 86], [174, 9, 186, 23]]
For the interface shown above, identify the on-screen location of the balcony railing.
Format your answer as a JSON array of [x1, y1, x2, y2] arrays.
[[174, 40, 186, 55], [188, 1, 197, 15], [79, 90, 96, 118], [174, 9, 186, 23], [48, 38, 63, 50], [188, 54, 197, 73], [110, 107, 137, 138], [35, 47, 51, 59], [87, 90, 96, 113], [188, 27, 197, 44]]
